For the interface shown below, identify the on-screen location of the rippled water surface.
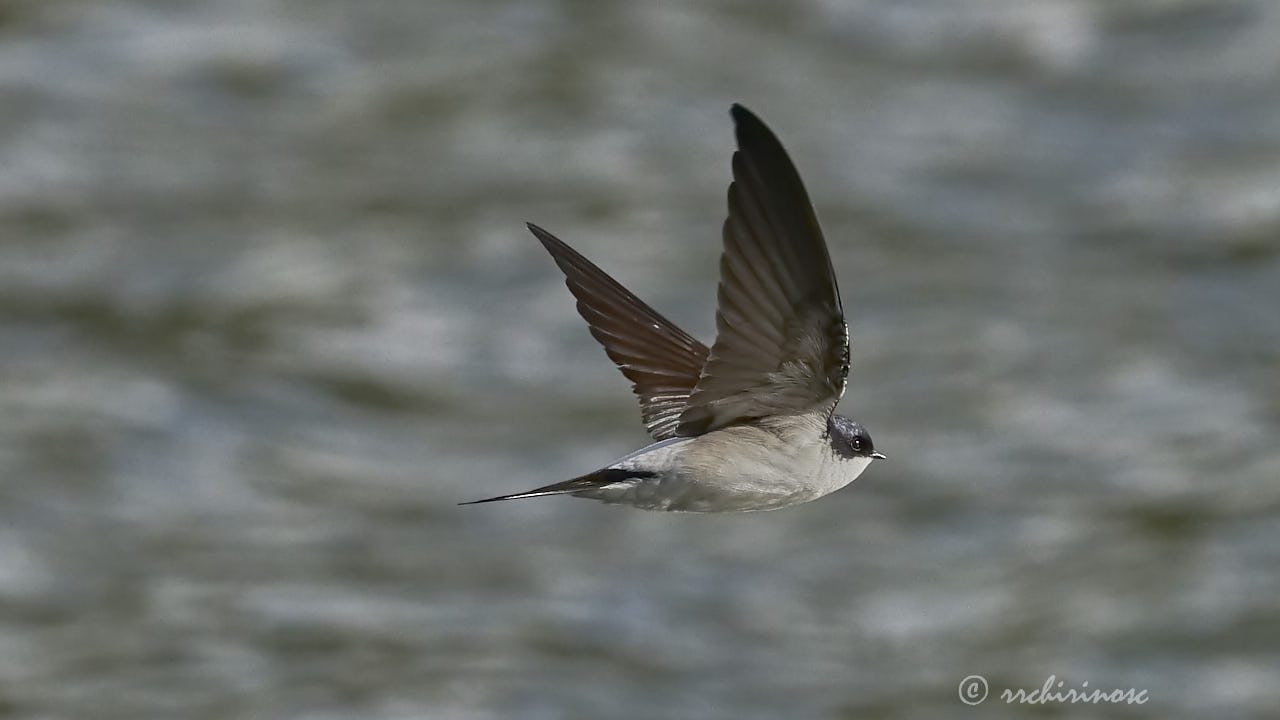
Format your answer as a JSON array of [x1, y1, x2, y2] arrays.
[[1, 1, 1278, 718]]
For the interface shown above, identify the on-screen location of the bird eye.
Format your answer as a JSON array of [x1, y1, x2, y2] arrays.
[[851, 437, 863, 450]]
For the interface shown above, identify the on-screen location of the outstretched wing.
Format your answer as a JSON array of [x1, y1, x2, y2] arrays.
[[676, 104, 849, 437], [528, 223, 710, 440]]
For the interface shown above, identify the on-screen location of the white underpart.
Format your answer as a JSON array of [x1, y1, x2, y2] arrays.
[[578, 413, 872, 512]]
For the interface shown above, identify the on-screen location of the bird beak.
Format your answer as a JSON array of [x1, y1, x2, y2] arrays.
[[871, 452, 886, 460]]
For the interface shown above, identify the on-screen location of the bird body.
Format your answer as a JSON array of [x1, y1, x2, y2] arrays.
[[588, 415, 874, 512], [463, 104, 883, 513]]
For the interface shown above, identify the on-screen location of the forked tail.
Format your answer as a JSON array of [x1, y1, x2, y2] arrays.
[[459, 468, 655, 505]]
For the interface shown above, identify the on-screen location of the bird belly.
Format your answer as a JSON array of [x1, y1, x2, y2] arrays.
[[576, 423, 869, 512]]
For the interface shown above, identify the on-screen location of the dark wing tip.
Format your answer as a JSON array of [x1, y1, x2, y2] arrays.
[[527, 222, 580, 263], [526, 221, 560, 250], [729, 104, 782, 154]]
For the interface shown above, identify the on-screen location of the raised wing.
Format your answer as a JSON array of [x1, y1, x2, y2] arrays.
[[527, 223, 710, 440], [676, 104, 848, 437]]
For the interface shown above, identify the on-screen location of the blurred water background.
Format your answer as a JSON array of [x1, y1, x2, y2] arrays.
[[0, 1, 1277, 718]]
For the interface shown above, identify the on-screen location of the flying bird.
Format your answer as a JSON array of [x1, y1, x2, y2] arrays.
[[463, 104, 883, 512]]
